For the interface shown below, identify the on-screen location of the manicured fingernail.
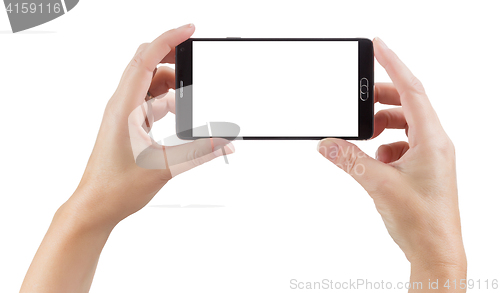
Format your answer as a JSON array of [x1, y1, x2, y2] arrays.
[[317, 139, 339, 161], [178, 23, 194, 29], [375, 37, 387, 49]]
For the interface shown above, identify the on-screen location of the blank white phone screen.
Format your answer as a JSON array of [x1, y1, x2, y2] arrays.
[[192, 41, 358, 137]]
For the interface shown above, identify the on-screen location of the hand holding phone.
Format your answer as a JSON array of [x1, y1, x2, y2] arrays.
[[318, 37, 466, 287]]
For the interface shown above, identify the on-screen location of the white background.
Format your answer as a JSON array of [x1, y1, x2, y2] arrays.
[[192, 41, 358, 137], [1, 1, 499, 292]]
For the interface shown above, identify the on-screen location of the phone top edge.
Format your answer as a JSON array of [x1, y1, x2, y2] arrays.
[[185, 37, 373, 42]]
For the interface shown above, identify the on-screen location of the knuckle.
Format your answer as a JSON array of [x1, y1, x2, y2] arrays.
[[337, 146, 360, 175], [104, 97, 120, 118], [371, 176, 396, 197], [187, 149, 205, 167], [136, 43, 149, 54], [437, 137, 455, 158], [422, 135, 455, 162], [130, 43, 149, 69], [448, 140, 456, 156], [408, 76, 426, 95], [131, 49, 145, 69]]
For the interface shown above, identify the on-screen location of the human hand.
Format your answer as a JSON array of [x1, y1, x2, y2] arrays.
[[20, 24, 236, 293], [317, 38, 466, 289], [67, 24, 234, 229]]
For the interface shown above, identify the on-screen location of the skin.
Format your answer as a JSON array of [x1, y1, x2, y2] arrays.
[[20, 23, 234, 293], [318, 38, 466, 292], [20, 26, 466, 293]]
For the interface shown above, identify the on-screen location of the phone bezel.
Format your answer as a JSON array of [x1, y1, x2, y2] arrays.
[[176, 38, 374, 140]]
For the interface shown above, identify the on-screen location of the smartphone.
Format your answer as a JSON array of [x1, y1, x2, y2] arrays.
[[175, 38, 373, 140]]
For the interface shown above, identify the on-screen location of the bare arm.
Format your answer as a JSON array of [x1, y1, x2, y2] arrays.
[[318, 38, 466, 292], [20, 23, 234, 293], [20, 198, 113, 293]]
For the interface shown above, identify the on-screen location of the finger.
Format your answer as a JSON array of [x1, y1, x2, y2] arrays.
[[128, 103, 157, 160], [134, 140, 234, 186], [138, 23, 194, 72], [317, 138, 397, 194], [374, 83, 401, 105], [372, 107, 408, 138], [150, 91, 175, 122], [148, 66, 175, 97], [147, 65, 175, 122], [141, 100, 155, 133], [119, 24, 195, 109], [373, 37, 443, 144], [376, 141, 410, 164], [165, 138, 235, 177], [129, 90, 174, 136]]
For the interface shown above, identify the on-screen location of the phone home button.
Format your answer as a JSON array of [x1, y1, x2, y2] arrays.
[[360, 77, 369, 101]]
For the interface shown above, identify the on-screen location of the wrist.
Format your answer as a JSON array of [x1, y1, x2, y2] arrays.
[[21, 195, 115, 293], [410, 260, 467, 292], [56, 190, 119, 235]]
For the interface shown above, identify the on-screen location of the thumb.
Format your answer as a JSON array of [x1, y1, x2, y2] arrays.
[[165, 138, 235, 177], [134, 138, 234, 181], [317, 138, 393, 194]]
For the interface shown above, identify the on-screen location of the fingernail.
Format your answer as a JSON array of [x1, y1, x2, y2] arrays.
[[177, 23, 194, 29], [317, 139, 339, 162], [375, 149, 379, 160], [375, 37, 388, 49]]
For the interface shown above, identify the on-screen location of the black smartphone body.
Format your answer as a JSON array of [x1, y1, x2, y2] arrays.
[[175, 38, 374, 140]]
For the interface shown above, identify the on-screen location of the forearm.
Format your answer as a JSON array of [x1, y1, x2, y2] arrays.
[[20, 197, 114, 293]]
